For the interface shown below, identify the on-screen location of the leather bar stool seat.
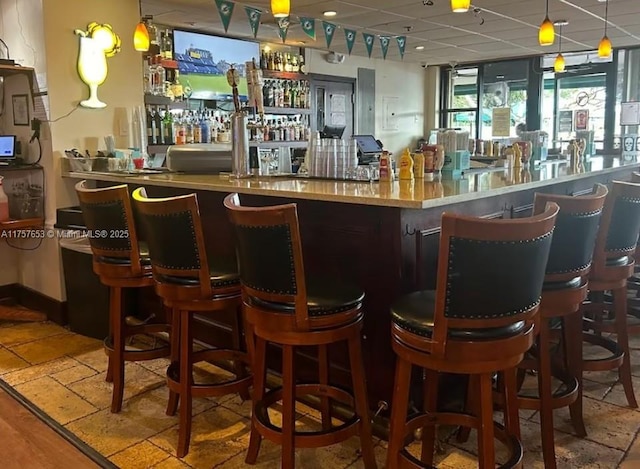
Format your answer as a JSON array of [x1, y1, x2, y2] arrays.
[[133, 187, 251, 458], [75, 181, 171, 414], [224, 193, 377, 469], [386, 204, 559, 469]]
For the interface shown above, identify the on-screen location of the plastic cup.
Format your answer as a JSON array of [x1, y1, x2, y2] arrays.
[[133, 157, 144, 169]]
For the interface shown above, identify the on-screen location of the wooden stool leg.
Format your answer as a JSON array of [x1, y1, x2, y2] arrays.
[[563, 312, 587, 437], [110, 286, 125, 413], [386, 356, 412, 469], [537, 319, 557, 469], [421, 369, 439, 466], [176, 311, 193, 458], [456, 375, 476, 443], [166, 307, 180, 417], [281, 344, 296, 469], [246, 336, 267, 465], [614, 286, 638, 408], [347, 335, 377, 469], [231, 305, 251, 401], [477, 372, 496, 469], [502, 367, 521, 441], [318, 344, 332, 431]]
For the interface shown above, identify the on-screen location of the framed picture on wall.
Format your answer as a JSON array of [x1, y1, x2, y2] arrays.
[[12, 94, 29, 126], [575, 109, 589, 131]]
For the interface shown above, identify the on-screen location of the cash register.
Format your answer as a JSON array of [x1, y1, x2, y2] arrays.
[[353, 134, 383, 165]]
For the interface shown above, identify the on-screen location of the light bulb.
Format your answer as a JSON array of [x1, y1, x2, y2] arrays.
[[554, 53, 566, 73], [133, 22, 149, 52], [598, 35, 612, 58], [451, 0, 471, 13], [539, 17, 555, 46]]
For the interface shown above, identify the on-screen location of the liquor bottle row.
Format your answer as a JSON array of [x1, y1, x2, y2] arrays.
[[146, 109, 232, 146], [249, 117, 311, 143], [144, 55, 185, 100], [260, 50, 306, 73], [262, 79, 310, 109]]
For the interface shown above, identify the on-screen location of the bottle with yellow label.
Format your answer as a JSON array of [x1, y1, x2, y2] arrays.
[[398, 148, 414, 181]]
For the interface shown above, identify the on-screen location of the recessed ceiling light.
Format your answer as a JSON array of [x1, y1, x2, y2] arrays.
[[415, 45, 425, 50], [323, 11, 337, 17]]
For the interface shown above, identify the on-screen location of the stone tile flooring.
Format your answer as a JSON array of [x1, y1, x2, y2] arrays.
[[0, 319, 640, 468]]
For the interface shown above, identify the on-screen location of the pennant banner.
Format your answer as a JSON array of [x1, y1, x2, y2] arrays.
[[323, 21, 336, 48], [300, 17, 316, 41], [277, 16, 290, 43], [245, 6, 261, 38], [363, 32, 375, 58], [345, 29, 356, 55], [380, 36, 390, 59], [396, 36, 406, 59], [215, 0, 235, 33]]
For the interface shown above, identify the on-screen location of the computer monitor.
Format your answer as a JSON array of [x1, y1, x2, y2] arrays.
[[353, 135, 383, 154], [321, 125, 346, 139], [0, 135, 16, 162]]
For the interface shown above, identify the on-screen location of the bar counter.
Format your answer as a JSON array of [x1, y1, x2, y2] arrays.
[[62, 156, 640, 413]]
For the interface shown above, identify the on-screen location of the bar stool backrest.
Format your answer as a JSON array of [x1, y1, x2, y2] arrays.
[[75, 180, 143, 276], [632, 172, 640, 184], [430, 203, 558, 355], [223, 193, 309, 329], [533, 184, 608, 283], [131, 187, 212, 296], [591, 181, 640, 276]]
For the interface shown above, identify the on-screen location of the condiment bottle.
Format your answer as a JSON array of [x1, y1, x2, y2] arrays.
[[413, 151, 425, 179], [398, 148, 414, 181], [0, 176, 9, 222], [379, 151, 393, 182], [512, 144, 522, 168]]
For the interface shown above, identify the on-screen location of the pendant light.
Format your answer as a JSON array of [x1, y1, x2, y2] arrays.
[[271, 0, 290, 18], [133, 0, 149, 52], [554, 21, 567, 73], [598, 0, 612, 58], [451, 0, 471, 13], [539, 0, 555, 46]]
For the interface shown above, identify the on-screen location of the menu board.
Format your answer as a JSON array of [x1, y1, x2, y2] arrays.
[[621, 102, 640, 126], [491, 107, 510, 137], [558, 110, 574, 133]]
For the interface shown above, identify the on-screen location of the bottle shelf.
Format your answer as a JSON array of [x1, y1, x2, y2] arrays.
[[261, 70, 309, 81], [263, 106, 311, 116], [249, 141, 308, 149]]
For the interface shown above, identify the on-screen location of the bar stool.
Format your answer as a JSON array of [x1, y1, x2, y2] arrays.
[[75, 181, 170, 413], [582, 180, 640, 409], [223, 193, 377, 469], [132, 187, 251, 458], [386, 203, 559, 469], [624, 172, 640, 308], [505, 184, 607, 469]]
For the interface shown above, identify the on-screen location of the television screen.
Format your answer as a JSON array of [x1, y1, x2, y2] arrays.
[[0, 135, 16, 160], [173, 30, 259, 101]]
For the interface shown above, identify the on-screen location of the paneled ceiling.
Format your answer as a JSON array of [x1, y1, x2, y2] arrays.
[[141, 0, 640, 64]]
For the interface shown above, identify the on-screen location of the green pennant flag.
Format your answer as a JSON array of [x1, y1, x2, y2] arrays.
[[300, 17, 316, 41], [245, 6, 261, 38], [214, 0, 235, 33], [277, 17, 290, 43], [396, 36, 407, 59], [379, 36, 390, 60], [345, 29, 356, 55], [363, 32, 375, 58], [322, 21, 336, 48]]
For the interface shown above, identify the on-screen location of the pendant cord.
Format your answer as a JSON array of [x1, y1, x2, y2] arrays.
[[558, 25, 562, 52], [545, 0, 549, 17], [604, 0, 609, 36]]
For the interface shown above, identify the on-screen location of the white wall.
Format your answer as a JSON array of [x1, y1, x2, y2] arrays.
[[306, 49, 427, 156]]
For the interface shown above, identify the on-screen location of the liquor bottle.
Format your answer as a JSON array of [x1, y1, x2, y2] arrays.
[[283, 81, 290, 108], [163, 110, 174, 145], [298, 53, 306, 74], [175, 115, 186, 145], [290, 82, 297, 109], [201, 112, 210, 144], [260, 50, 266, 70], [291, 55, 299, 73], [154, 109, 164, 144], [163, 29, 173, 59], [146, 106, 155, 145], [172, 70, 183, 101], [193, 113, 202, 144]]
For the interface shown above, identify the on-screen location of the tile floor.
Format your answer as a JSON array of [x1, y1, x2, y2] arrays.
[[0, 315, 639, 468]]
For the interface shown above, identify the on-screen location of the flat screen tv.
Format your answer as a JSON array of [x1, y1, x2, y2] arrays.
[[173, 30, 260, 101]]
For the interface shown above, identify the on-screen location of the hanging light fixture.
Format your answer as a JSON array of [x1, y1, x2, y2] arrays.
[[133, 20, 149, 52], [539, 0, 555, 46], [554, 21, 568, 73], [451, 0, 471, 13], [271, 0, 290, 18], [598, 0, 612, 58]]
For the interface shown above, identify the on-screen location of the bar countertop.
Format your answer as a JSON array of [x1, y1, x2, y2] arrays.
[[62, 157, 639, 209]]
